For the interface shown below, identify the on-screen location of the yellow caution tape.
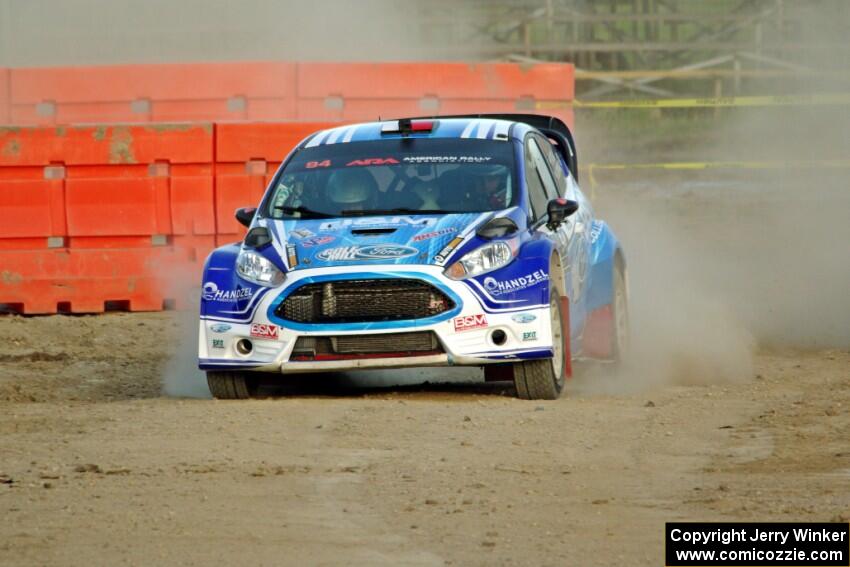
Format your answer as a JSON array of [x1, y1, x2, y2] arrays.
[[538, 94, 850, 109], [582, 159, 850, 171], [581, 159, 850, 197]]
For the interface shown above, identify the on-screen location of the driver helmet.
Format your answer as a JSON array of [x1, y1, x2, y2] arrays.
[[326, 169, 378, 210]]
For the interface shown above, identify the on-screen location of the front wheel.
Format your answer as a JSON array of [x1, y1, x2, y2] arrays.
[[513, 290, 566, 400], [207, 371, 253, 399]]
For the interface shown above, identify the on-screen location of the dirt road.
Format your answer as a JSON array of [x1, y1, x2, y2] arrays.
[[1, 313, 847, 566]]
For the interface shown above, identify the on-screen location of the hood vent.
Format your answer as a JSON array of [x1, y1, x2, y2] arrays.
[[350, 228, 397, 236]]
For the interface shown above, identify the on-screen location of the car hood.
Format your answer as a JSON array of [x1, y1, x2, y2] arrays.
[[266, 213, 490, 271]]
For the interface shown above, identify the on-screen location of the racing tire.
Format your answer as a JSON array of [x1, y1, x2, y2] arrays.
[[207, 371, 252, 399], [513, 290, 566, 400], [611, 260, 629, 363]]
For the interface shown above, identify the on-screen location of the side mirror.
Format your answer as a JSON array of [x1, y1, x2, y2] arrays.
[[546, 198, 579, 230], [235, 207, 257, 228]]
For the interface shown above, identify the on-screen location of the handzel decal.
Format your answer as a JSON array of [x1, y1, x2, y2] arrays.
[[316, 245, 418, 262], [319, 216, 437, 231], [412, 227, 457, 242], [250, 323, 279, 340], [453, 314, 488, 332], [483, 270, 548, 296], [202, 282, 253, 302]]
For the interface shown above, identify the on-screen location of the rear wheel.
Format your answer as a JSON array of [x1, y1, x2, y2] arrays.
[[611, 261, 629, 362], [207, 371, 253, 399], [513, 290, 566, 400]]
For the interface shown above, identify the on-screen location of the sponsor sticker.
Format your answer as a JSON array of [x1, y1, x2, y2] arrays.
[[412, 227, 458, 242], [286, 244, 299, 267], [482, 270, 548, 296], [250, 323, 279, 340], [453, 314, 488, 332], [511, 313, 537, 324], [402, 156, 494, 164], [434, 236, 465, 265], [589, 220, 604, 244], [319, 216, 437, 231], [202, 282, 253, 302], [212, 339, 225, 349], [210, 323, 232, 333], [522, 331, 537, 342], [346, 158, 400, 166], [316, 244, 418, 262], [290, 228, 315, 239], [300, 235, 335, 248]]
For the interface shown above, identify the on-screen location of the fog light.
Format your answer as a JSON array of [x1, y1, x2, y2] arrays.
[[235, 339, 253, 355], [490, 329, 507, 346]]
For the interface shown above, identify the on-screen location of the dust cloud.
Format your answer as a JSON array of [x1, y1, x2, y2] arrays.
[[584, 2, 850, 392]]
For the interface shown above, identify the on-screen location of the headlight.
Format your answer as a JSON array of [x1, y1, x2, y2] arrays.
[[236, 249, 285, 286], [445, 241, 514, 280]]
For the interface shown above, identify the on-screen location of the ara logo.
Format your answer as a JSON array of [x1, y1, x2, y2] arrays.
[[511, 313, 537, 324], [482, 270, 548, 296], [453, 314, 488, 332], [202, 282, 253, 302], [316, 245, 418, 262], [209, 323, 232, 333], [346, 158, 400, 166]]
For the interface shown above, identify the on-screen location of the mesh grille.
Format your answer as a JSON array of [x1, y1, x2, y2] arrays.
[[292, 332, 441, 357], [278, 279, 453, 323]]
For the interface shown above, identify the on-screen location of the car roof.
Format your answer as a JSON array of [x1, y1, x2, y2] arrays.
[[301, 117, 530, 149]]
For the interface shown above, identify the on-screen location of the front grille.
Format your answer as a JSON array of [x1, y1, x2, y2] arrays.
[[277, 279, 453, 324], [292, 331, 442, 359]]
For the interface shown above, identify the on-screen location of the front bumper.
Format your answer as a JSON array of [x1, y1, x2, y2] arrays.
[[198, 265, 553, 373]]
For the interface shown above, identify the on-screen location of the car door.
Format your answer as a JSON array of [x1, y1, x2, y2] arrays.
[[524, 134, 574, 302], [528, 133, 592, 313]]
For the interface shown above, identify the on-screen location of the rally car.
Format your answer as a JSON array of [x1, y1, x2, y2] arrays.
[[199, 114, 627, 400]]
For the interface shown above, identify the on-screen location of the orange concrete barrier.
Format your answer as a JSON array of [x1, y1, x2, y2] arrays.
[[295, 62, 574, 125], [0, 69, 9, 124], [214, 122, 334, 242], [8, 62, 298, 125], [2, 61, 574, 127]]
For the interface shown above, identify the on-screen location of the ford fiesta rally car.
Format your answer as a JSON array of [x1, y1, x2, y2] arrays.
[[199, 114, 627, 400]]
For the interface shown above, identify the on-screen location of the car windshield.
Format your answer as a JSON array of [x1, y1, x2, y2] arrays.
[[265, 138, 516, 219]]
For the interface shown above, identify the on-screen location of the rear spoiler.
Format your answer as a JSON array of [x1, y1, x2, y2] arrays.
[[398, 113, 579, 182]]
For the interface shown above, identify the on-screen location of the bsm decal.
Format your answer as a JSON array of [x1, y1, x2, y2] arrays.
[[453, 314, 488, 332], [250, 323, 279, 340]]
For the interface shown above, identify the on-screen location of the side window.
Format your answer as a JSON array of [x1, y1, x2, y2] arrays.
[[534, 134, 567, 196], [528, 137, 559, 199], [524, 138, 551, 221]]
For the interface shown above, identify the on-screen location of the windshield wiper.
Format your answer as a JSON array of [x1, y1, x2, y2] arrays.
[[341, 207, 461, 216], [274, 205, 334, 219]]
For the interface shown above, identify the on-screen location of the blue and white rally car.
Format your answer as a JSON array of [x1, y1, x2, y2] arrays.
[[199, 114, 627, 400]]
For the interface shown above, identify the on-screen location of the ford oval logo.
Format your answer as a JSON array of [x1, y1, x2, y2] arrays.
[[511, 313, 537, 324], [210, 323, 232, 333], [354, 245, 418, 259]]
